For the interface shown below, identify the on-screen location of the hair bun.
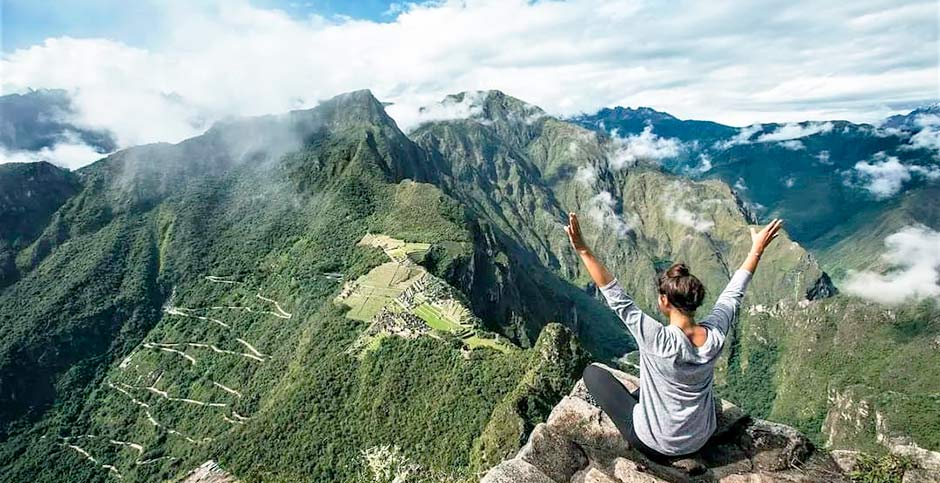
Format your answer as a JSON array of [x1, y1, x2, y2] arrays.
[[667, 263, 691, 278]]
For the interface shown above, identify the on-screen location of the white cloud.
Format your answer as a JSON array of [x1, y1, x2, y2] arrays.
[[0, 135, 110, 170], [662, 181, 714, 232], [393, 90, 487, 130], [574, 165, 597, 186], [784, 177, 796, 188], [691, 153, 712, 174], [904, 114, 940, 152], [608, 126, 682, 169], [2, 0, 935, 164], [849, 153, 940, 199], [666, 204, 715, 232], [909, 164, 940, 180], [716, 121, 835, 150], [714, 123, 763, 149], [756, 122, 834, 142], [815, 150, 832, 164], [844, 225, 940, 305], [777, 140, 806, 150], [586, 191, 637, 237]]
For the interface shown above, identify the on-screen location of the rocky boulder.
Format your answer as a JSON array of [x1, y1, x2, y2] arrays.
[[482, 364, 848, 483], [179, 460, 240, 483]]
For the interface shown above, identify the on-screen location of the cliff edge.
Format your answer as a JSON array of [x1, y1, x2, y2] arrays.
[[482, 363, 849, 483]]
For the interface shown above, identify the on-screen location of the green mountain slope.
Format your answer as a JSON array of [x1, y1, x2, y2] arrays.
[[412, 91, 936, 453], [0, 90, 585, 482], [0, 161, 82, 287], [572, 106, 940, 270], [0, 89, 936, 482]]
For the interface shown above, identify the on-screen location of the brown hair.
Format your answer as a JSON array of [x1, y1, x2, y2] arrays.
[[658, 262, 706, 315]]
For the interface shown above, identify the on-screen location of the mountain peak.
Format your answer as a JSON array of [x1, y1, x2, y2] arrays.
[[595, 105, 678, 123], [434, 90, 546, 125], [306, 88, 394, 127], [881, 101, 940, 130]]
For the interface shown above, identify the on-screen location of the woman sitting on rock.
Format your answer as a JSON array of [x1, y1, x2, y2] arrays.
[[564, 213, 783, 462]]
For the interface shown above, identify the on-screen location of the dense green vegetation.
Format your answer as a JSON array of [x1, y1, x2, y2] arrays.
[[849, 453, 914, 483], [0, 91, 588, 482], [1, 89, 937, 482]]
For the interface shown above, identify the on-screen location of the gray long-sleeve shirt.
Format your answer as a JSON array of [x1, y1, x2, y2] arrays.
[[599, 269, 752, 456]]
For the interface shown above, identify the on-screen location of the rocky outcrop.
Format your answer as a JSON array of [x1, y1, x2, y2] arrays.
[[482, 364, 848, 483], [804, 272, 838, 301], [179, 460, 240, 483]]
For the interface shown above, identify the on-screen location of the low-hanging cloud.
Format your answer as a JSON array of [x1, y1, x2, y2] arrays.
[[716, 121, 836, 150], [844, 225, 940, 305], [777, 140, 806, 150], [713, 124, 763, 149], [904, 114, 940, 152], [586, 191, 637, 237], [847, 152, 940, 199], [687, 153, 712, 175], [0, 134, 110, 170], [2, 0, 936, 170], [756, 121, 834, 142], [662, 181, 715, 232], [608, 126, 682, 169], [574, 165, 597, 186]]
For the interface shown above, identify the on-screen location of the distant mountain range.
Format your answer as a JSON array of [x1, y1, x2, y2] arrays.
[[0, 89, 937, 482], [570, 103, 940, 280]]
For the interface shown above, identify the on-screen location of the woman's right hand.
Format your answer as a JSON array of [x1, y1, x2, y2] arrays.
[[749, 218, 783, 255]]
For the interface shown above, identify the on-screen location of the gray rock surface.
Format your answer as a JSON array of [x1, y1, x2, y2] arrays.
[[481, 364, 849, 483], [179, 460, 240, 483]]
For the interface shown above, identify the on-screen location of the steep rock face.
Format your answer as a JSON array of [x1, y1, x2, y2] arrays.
[[473, 323, 590, 470], [483, 364, 848, 483], [823, 385, 940, 475]]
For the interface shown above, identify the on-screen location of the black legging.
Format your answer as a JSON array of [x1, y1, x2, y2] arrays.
[[582, 365, 674, 463]]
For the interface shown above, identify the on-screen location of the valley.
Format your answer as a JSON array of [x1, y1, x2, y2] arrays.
[[0, 88, 936, 482]]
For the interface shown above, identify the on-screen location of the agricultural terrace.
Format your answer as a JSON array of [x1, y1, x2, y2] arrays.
[[338, 234, 513, 353]]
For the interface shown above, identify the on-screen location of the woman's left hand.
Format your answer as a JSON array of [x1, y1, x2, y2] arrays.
[[565, 213, 591, 255]]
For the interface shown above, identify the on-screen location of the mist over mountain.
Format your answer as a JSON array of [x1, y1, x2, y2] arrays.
[[571, 104, 940, 278], [0, 89, 937, 482], [0, 89, 116, 169]]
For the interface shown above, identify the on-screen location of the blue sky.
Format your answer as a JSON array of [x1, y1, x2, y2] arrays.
[[2, 0, 406, 52]]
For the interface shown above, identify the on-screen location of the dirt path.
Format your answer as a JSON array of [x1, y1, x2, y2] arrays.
[[164, 306, 231, 328], [144, 340, 265, 363], [235, 338, 265, 358], [256, 293, 292, 318], [212, 381, 243, 398], [142, 342, 198, 365], [119, 381, 228, 408], [108, 380, 214, 445], [90, 275, 289, 472], [205, 276, 240, 284], [52, 438, 124, 480]]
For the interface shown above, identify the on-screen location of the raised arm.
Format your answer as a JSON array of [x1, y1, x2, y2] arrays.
[[704, 219, 784, 337], [565, 213, 663, 348], [741, 218, 783, 274], [565, 212, 614, 287]]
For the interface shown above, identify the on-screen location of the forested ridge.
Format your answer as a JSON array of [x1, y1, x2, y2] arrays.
[[0, 89, 936, 482]]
